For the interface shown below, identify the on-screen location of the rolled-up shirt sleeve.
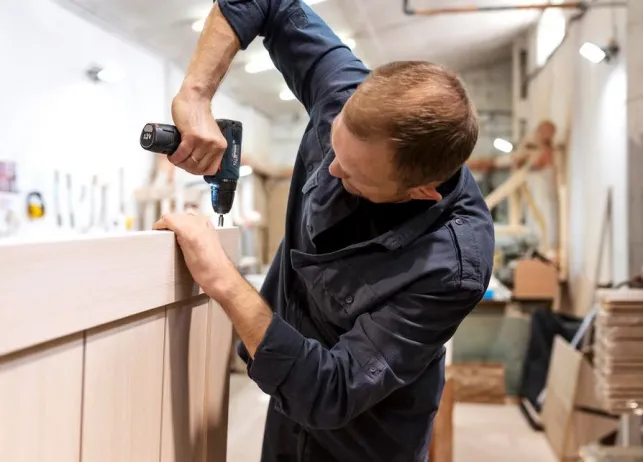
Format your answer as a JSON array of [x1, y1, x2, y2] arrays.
[[247, 287, 483, 430], [216, 0, 369, 113]]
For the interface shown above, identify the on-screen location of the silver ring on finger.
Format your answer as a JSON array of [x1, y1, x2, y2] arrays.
[[190, 155, 200, 164]]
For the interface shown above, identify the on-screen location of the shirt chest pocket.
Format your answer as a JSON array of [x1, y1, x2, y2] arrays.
[[295, 259, 379, 328]]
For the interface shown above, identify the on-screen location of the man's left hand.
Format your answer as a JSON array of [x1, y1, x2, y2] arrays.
[[153, 211, 233, 297]]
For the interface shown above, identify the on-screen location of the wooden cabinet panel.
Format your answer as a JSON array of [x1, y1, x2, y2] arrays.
[[0, 229, 238, 462], [204, 300, 233, 462], [0, 336, 83, 462], [160, 298, 210, 462], [81, 311, 167, 462]]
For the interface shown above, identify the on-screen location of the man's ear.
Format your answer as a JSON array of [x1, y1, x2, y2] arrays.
[[408, 183, 442, 201]]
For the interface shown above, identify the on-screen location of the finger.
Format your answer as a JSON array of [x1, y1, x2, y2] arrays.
[[152, 214, 176, 231], [201, 151, 224, 176], [197, 149, 222, 175], [152, 218, 169, 231], [169, 136, 195, 166], [176, 142, 208, 173], [176, 153, 198, 172], [189, 142, 217, 174]]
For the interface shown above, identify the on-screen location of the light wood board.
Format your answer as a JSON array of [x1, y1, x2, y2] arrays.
[[160, 298, 210, 462], [81, 311, 167, 462], [0, 228, 237, 356], [0, 335, 84, 462]]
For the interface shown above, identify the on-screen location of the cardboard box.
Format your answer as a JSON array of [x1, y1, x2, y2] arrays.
[[513, 258, 559, 300], [541, 336, 618, 460], [265, 178, 291, 264], [447, 363, 506, 404]]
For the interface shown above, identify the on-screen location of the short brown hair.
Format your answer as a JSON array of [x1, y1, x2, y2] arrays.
[[343, 61, 478, 187]]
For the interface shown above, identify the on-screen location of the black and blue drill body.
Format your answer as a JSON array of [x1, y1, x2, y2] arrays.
[[140, 120, 243, 226]]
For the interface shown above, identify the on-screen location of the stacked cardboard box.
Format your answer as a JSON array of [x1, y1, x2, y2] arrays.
[[595, 289, 643, 414], [542, 337, 618, 460]]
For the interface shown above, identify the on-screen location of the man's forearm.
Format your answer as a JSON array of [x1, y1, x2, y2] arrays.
[[180, 2, 240, 101], [205, 267, 273, 358]]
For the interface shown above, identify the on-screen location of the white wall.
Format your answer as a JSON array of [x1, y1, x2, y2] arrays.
[[0, 0, 165, 237], [0, 0, 271, 238], [519, 4, 628, 289]]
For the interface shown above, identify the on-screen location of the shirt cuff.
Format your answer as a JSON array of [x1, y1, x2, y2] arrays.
[[248, 313, 305, 395], [216, 0, 263, 50]]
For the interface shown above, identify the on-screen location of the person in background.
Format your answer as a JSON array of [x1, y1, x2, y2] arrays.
[[467, 120, 560, 251]]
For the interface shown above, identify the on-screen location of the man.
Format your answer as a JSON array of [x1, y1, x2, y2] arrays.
[[153, 0, 495, 460]]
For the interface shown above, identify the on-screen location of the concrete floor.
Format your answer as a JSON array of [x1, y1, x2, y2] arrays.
[[227, 372, 557, 462]]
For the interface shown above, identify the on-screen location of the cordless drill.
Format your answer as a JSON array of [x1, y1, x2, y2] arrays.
[[139, 120, 243, 227]]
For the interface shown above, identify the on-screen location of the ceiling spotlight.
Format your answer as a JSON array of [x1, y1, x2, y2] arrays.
[[86, 65, 125, 83], [579, 39, 619, 64], [493, 138, 513, 154], [192, 18, 205, 32], [280, 87, 296, 101]]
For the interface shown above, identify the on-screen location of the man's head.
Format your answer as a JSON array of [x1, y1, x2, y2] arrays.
[[329, 61, 478, 203], [535, 120, 557, 145]]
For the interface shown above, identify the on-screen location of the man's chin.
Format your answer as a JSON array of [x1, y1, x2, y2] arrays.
[[341, 181, 362, 198]]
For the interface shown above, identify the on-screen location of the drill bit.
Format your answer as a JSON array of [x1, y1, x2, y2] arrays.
[[218, 214, 224, 227]]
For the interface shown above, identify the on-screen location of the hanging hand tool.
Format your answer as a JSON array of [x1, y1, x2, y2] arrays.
[[54, 170, 62, 226], [66, 173, 75, 229], [139, 120, 243, 227]]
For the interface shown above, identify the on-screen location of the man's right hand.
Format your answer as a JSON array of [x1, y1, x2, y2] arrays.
[[167, 1, 240, 176], [169, 92, 227, 176]]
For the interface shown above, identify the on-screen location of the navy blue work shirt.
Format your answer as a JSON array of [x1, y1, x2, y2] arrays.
[[218, 1, 495, 461]]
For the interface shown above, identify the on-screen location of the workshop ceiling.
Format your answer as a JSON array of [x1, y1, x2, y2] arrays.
[[55, 0, 541, 118]]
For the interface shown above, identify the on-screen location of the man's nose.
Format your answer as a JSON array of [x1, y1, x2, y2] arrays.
[[328, 158, 342, 178]]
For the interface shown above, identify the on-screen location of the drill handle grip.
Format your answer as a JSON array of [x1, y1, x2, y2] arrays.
[[204, 119, 243, 184]]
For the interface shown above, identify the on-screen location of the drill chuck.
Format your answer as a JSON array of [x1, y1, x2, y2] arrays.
[[209, 179, 237, 216]]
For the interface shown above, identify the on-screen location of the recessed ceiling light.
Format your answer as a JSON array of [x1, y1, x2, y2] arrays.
[[192, 18, 205, 32], [87, 65, 125, 83], [279, 87, 296, 101], [493, 138, 513, 154]]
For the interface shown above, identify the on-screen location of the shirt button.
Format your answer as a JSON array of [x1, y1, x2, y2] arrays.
[[369, 366, 377, 373], [307, 164, 314, 172], [455, 218, 464, 225], [307, 224, 313, 232], [345, 295, 354, 304]]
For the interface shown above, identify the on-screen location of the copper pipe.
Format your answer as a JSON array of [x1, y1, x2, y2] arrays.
[[402, 1, 624, 16]]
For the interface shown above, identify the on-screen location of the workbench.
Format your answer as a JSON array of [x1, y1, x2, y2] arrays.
[[0, 228, 239, 462]]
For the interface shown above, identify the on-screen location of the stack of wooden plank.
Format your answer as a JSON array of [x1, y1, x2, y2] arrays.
[[595, 289, 643, 414]]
